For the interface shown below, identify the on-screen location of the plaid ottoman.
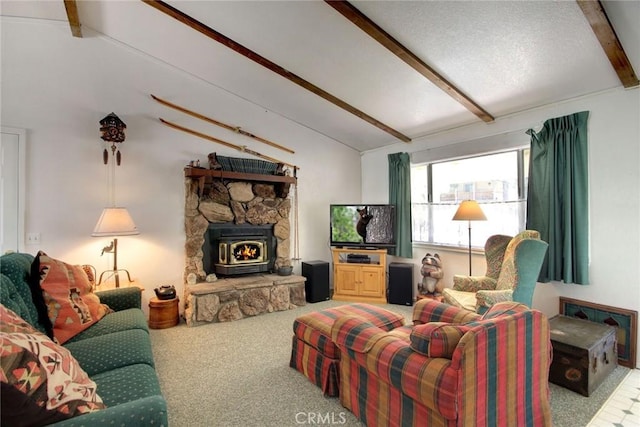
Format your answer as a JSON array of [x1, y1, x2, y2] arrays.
[[289, 303, 405, 396]]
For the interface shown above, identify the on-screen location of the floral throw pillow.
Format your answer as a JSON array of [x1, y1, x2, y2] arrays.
[[31, 251, 111, 344], [0, 304, 106, 426]]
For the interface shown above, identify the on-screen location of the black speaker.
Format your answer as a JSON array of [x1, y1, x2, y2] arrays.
[[302, 260, 330, 303], [388, 262, 414, 306]]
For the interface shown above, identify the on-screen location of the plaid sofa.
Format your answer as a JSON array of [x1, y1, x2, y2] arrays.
[[332, 299, 552, 427]]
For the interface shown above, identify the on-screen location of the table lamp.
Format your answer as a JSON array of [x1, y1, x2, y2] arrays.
[[92, 207, 139, 287], [452, 200, 487, 275]]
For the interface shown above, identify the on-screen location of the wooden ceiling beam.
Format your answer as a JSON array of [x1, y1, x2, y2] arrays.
[[63, 0, 82, 38], [325, 0, 494, 123], [142, 0, 411, 143], [577, 0, 639, 88]]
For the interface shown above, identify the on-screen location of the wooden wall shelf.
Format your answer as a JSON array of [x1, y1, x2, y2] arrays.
[[184, 167, 296, 184]]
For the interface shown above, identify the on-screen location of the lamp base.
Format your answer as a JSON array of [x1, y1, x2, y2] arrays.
[[467, 224, 473, 276], [97, 269, 134, 288]]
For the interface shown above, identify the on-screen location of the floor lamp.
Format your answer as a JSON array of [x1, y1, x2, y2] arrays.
[[452, 200, 487, 275]]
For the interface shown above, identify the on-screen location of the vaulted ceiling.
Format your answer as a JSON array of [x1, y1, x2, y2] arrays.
[[2, 0, 639, 152]]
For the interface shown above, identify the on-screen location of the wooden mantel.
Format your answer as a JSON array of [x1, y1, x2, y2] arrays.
[[184, 166, 296, 197], [184, 166, 296, 183]]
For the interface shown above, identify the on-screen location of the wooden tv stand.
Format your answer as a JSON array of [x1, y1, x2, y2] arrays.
[[331, 248, 387, 304]]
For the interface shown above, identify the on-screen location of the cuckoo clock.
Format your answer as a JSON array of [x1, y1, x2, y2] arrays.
[[100, 112, 126, 165]]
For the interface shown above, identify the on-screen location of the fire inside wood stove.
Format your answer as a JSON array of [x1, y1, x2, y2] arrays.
[[223, 240, 266, 265], [236, 243, 258, 260]]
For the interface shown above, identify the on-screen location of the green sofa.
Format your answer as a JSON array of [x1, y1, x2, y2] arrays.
[[1, 252, 168, 426]]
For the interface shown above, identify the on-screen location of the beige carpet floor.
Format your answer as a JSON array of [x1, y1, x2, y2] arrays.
[[148, 300, 629, 427]]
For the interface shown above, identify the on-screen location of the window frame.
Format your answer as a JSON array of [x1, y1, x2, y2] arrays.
[[411, 147, 529, 249]]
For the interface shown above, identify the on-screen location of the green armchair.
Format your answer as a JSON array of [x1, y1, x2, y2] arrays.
[[442, 230, 548, 313]]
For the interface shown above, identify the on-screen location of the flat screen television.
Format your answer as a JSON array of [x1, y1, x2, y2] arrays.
[[330, 204, 396, 249]]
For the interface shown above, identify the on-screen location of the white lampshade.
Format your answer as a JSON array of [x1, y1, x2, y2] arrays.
[[452, 200, 487, 221], [92, 207, 139, 237]]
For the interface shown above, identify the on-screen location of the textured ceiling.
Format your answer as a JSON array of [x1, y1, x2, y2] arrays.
[[1, 0, 638, 151]]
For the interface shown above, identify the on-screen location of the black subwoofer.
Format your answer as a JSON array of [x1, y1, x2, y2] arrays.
[[302, 260, 330, 303], [388, 262, 414, 306]]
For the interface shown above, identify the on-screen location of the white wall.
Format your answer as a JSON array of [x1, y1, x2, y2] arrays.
[[362, 87, 640, 367], [1, 18, 362, 311]]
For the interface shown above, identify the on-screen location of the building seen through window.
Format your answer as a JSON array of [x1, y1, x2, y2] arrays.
[[411, 149, 529, 248]]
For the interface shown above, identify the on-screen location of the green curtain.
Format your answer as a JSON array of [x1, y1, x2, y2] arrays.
[[388, 152, 412, 258], [526, 111, 589, 284]]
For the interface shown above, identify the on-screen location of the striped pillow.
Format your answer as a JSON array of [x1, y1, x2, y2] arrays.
[[481, 301, 530, 319], [410, 322, 470, 358]]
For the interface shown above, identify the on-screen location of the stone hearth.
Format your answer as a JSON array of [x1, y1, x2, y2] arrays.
[[184, 274, 306, 326]]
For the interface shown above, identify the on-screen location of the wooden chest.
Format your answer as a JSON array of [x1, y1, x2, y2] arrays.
[[549, 315, 617, 396]]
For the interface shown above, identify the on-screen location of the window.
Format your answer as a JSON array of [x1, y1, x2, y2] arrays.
[[411, 149, 529, 248]]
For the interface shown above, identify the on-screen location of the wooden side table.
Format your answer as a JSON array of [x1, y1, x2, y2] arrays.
[[148, 297, 180, 329], [96, 279, 145, 292]]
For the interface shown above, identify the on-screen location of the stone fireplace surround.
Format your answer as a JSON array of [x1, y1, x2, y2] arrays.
[[183, 172, 305, 326]]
